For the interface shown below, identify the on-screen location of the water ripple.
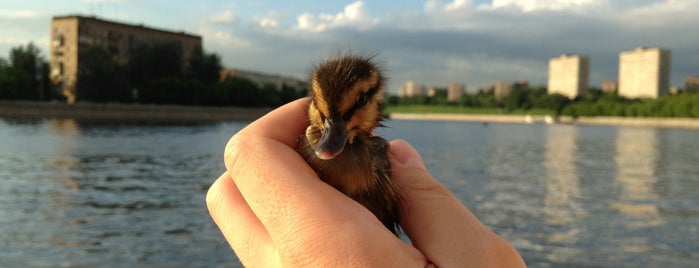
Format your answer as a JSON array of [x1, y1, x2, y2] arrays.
[[2, 118, 699, 267]]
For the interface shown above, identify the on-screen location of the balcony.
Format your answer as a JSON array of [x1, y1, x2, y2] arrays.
[[52, 35, 64, 47]]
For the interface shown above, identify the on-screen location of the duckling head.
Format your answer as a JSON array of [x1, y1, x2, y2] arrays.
[[307, 55, 385, 160]]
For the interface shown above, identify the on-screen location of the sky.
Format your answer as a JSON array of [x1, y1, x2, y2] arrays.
[[1, 0, 698, 93]]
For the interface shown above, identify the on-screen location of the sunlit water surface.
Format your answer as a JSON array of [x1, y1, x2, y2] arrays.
[[1, 118, 697, 267]]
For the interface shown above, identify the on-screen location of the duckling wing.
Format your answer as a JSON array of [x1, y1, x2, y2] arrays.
[[364, 136, 401, 235]]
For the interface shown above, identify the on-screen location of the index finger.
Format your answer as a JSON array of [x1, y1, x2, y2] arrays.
[[224, 97, 330, 231], [231, 97, 310, 149]]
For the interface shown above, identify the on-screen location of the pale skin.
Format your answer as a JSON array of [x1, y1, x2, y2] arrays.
[[206, 98, 527, 267]]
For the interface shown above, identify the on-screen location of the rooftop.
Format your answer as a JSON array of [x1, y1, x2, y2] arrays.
[[52, 14, 201, 39]]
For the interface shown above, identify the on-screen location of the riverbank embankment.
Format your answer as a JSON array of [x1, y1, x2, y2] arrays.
[[3, 101, 699, 129], [0, 101, 270, 123], [390, 113, 699, 129]]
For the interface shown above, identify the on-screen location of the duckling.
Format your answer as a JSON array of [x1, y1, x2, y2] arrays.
[[297, 54, 402, 234]]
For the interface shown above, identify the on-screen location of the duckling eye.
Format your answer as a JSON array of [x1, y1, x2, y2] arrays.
[[356, 93, 369, 108], [344, 92, 372, 121]]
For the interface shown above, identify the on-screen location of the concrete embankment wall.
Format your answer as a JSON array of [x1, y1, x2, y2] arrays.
[[559, 116, 699, 129], [390, 113, 699, 129], [0, 101, 270, 123], [390, 113, 525, 123]]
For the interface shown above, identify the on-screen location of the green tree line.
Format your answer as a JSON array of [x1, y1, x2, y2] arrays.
[[0, 43, 53, 100], [0, 42, 306, 107], [388, 84, 699, 118], [562, 90, 699, 118], [387, 85, 571, 114]]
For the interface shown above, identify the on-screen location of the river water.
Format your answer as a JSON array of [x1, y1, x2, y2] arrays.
[[0, 117, 697, 267]]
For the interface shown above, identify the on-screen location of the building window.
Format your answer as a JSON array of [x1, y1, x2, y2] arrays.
[[79, 26, 89, 35]]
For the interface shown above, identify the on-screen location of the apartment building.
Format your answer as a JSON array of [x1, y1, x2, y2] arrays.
[[618, 47, 671, 99], [50, 15, 202, 103], [447, 83, 465, 102], [491, 81, 510, 101], [219, 68, 307, 91], [601, 80, 618, 93], [547, 54, 589, 99], [400, 80, 425, 97], [685, 75, 699, 91]]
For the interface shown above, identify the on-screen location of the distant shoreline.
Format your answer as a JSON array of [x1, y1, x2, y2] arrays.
[[390, 113, 699, 129], [3, 101, 698, 129], [0, 101, 270, 123]]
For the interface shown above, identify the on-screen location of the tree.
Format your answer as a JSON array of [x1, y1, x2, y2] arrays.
[[0, 57, 21, 99], [77, 46, 130, 102], [216, 77, 263, 106], [129, 42, 183, 88], [260, 83, 281, 107], [476, 89, 497, 107], [535, 93, 570, 115], [186, 46, 222, 85], [0, 43, 49, 100], [280, 84, 305, 104], [138, 76, 205, 105], [502, 86, 529, 110]]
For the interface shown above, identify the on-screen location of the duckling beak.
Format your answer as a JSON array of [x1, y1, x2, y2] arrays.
[[315, 117, 349, 160]]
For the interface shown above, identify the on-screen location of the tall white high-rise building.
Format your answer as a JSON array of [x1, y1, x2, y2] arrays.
[[618, 47, 671, 99], [401, 80, 424, 97], [547, 54, 589, 99], [447, 83, 464, 102]]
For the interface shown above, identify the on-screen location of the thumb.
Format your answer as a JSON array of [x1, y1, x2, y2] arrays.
[[388, 139, 500, 266], [388, 139, 459, 231], [388, 139, 427, 172]]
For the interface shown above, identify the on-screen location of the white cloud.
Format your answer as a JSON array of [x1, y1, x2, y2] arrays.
[[424, 0, 443, 12], [258, 17, 278, 28], [0, 10, 42, 19], [210, 10, 238, 24], [489, 0, 598, 12], [81, 0, 134, 2], [446, 0, 473, 11], [254, 12, 279, 29], [424, 0, 473, 12], [199, 27, 254, 51], [618, 0, 695, 27], [295, 1, 374, 32]]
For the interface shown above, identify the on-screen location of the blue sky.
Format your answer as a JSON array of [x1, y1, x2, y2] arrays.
[[1, 0, 697, 93]]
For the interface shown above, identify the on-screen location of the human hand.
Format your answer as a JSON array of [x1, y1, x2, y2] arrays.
[[206, 98, 526, 267]]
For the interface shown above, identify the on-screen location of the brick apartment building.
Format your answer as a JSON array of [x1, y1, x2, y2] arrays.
[[50, 15, 202, 103]]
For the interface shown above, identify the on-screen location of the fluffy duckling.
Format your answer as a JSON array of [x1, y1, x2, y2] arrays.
[[297, 54, 402, 234]]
